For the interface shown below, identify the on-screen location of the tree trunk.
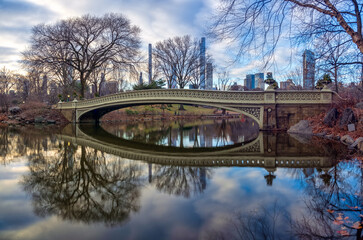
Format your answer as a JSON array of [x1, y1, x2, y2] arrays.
[[334, 66, 339, 93], [80, 73, 85, 99]]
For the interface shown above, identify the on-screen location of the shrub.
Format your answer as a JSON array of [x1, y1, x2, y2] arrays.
[[125, 109, 135, 115]]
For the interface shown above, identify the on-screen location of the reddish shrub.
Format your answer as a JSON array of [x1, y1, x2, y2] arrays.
[[20, 101, 47, 112]]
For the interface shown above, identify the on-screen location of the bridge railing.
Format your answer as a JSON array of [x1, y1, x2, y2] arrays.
[[55, 89, 333, 109]]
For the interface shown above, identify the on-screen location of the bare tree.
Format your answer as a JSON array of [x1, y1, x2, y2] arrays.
[[216, 69, 232, 90], [0, 67, 15, 111], [154, 35, 202, 89], [210, 0, 363, 66], [315, 33, 356, 92], [282, 66, 303, 87], [0, 67, 15, 95], [110, 66, 130, 92], [89, 63, 108, 97], [23, 13, 141, 98], [23, 65, 46, 98]]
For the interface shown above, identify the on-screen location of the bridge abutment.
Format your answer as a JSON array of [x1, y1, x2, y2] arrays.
[[273, 104, 330, 130]]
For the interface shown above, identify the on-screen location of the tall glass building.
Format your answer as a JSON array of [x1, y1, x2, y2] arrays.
[[254, 73, 264, 89], [244, 74, 255, 89], [303, 50, 315, 89]]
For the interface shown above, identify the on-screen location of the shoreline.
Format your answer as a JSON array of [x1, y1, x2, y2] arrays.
[[0, 111, 241, 126]]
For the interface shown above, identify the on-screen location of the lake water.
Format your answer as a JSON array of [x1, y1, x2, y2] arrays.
[[0, 119, 361, 240]]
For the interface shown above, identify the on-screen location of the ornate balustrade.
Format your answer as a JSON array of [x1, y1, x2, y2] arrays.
[[56, 89, 332, 110]]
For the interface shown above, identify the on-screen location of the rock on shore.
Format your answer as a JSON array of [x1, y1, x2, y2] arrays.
[[287, 120, 313, 135]]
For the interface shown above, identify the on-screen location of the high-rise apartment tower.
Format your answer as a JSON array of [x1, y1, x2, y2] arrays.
[[303, 50, 315, 89], [199, 37, 206, 89]]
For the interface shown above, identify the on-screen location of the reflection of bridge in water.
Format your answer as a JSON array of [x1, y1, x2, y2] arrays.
[[58, 124, 337, 170], [18, 124, 344, 227]]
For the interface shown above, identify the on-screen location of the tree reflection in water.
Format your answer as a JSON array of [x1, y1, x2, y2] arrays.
[[22, 143, 143, 227], [2, 125, 361, 236], [20, 138, 212, 226], [204, 159, 362, 240], [292, 160, 362, 239], [0, 126, 54, 165], [151, 165, 212, 198]]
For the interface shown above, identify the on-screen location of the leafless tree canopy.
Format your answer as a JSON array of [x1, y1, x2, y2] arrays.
[[0, 67, 15, 95], [23, 13, 141, 97], [210, 0, 363, 64], [153, 35, 202, 89], [216, 69, 232, 90], [0, 67, 15, 111]]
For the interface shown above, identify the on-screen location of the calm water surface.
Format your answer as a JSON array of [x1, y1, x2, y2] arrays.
[[0, 119, 361, 240]]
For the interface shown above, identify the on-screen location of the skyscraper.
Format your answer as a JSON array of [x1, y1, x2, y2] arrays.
[[199, 37, 206, 89], [148, 44, 152, 84], [254, 73, 264, 89], [139, 72, 143, 85], [170, 65, 178, 88], [206, 62, 213, 90], [303, 50, 315, 89], [244, 74, 255, 90]]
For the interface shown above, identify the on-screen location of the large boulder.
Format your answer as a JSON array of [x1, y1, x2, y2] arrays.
[[340, 135, 355, 145], [287, 120, 313, 135], [351, 137, 363, 150], [339, 108, 356, 128], [34, 117, 44, 123], [9, 106, 21, 115], [323, 108, 339, 127], [358, 141, 363, 152]]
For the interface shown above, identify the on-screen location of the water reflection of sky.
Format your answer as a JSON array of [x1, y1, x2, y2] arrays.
[[0, 125, 361, 240], [0, 158, 355, 240]]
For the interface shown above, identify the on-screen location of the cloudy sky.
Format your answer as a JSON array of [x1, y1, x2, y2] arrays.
[[0, 0, 297, 82]]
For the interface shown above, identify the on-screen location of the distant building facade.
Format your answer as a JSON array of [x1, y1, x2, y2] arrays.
[[254, 73, 264, 89], [303, 50, 315, 89], [244, 74, 255, 90], [170, 64, 178, 89], [230, 82, 243, 91], [139, 72, 143, 85], [148, 44, 152, 84], [280, 79, 295, 89], [206, 62, 213, 90], [199, 37, 206, 90], [105, 81, 118, 95]]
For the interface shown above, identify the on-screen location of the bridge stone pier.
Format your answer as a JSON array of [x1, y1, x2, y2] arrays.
[[55, 89, 333, 130]]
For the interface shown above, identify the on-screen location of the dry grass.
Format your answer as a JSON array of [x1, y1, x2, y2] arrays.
[[9, 100, 69, 123], [308, 93, 363, 140]]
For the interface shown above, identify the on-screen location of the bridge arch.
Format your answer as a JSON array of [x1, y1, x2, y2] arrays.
[[77, 99, 262, 127]]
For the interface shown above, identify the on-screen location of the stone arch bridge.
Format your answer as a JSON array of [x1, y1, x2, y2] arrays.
[[55, 89, 333, 130]]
